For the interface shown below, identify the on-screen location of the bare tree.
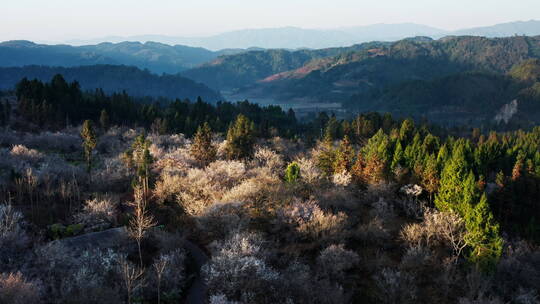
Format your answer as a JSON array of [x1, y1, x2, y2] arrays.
[[129, 186, 156, 267], [153, 254, 169, 304], [119, 255, 144, 304], [436, 211, 467, 260]]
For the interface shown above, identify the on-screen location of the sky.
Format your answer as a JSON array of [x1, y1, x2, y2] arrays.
[[2, 0, 539, 42]]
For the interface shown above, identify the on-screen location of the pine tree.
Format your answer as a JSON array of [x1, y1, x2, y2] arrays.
[[323, 116, 339, 142], [359, 129, 391, 183], [399, 118, 415, 142], [317, 142, 336, 177], [99, 109, 110, 131], [225, 114, 255, 160], [391, 141, 404, 171], [435, 149, 472, 212], [435, 147, 503, 270], [190, 122, 217, 167], [351, 151, 366, 185], [333, 135, 355, 173], [421, 154, 439, 202], [464, 194, 503, 271], [124, 133, 154, 199], [80, 120, 97, 175]]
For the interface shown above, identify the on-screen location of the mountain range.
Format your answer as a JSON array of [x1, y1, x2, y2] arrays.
[[183, 35, 540, 125], [2, 20, 540, 125], [64, 20, 540, 50], [0, 40, 251, 74]]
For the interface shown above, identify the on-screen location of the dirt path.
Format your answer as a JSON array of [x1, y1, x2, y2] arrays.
[[183, 240, 209, 304]]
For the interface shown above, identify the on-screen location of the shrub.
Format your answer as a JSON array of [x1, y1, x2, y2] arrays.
[[399, 246, 433, 273], [9, 145, 43, 165], [0, 272, 41, 304], [277, 198, 348, 242], [210, 294, 241, 304], [284, 162, 301, 183], [0, 203, 29, 264], [202, 232, 281, 303], [153, 173, 184, 204], [400, 208, 467, 258], [75, 195, 118, 231], [494, 241, 540, 301], [355, 217, 391, 245], [295, 157, 323, 185], [196, 202, 250, 239], [332, 171, 352, 187], [374, 268, 417, 304], [0, 203, 24, 239], [370, 198, 395, 220], [317, 244, 360, 282], [175, 160, 247, 216], [36, 244, 123, 304], [254, 147, 284, 176]]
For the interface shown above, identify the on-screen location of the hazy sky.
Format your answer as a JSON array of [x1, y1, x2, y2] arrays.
[[2, 0, 539, 42]]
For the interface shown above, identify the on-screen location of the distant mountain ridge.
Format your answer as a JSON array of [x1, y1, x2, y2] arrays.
[[181, 35, 540, 125], [0, 65, 222, 101], [0, 40, 249, 74], [63, 20, 540, 50]]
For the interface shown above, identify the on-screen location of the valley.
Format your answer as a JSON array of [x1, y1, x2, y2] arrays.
[[1, 6, 540, 303]]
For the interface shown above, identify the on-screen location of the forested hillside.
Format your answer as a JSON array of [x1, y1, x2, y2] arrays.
[[245, 35, 540, 99], [0, 40, 236, 74], [12, 76, 295, 135], [181, 42, 389, 90], [184, 35, 540, 124], [0, 80, 539, 303], [0, 65, 222, 101]]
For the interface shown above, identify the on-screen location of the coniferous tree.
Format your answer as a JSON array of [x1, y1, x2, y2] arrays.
[[435, 145, 503, 269], [435, 148, 472, 212], [80, 120, 97, 175], [464, 193, 503, 271], [391, 141, 404, 171], [421, 154, 439, 202], [399, 118, 415, 142], [124, 133, 154, 199], [323, 116, 339, 142], [333, 135, 355, 173], [190, 122, 217, 167], [99, 109, 110, 131], [225, 114, 255, 160]]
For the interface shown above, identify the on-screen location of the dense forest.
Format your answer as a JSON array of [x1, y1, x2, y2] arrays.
[[14, 75, 297, 136], [0, 65, 222, 101], [0, 77, 539, 303]]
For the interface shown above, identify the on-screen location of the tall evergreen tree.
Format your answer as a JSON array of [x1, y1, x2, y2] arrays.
[[99, 109, 110, 131], [124, 133, 154, 199], [190, 122, 217, 167], [421, 154, 439, 202], [80, 120, 97, 175], [435, 148, 473, 212], [225, 114, 255, 160], [333, 135, 355, 173], [391, 141, 404, 171], [464, 194, 504, 271]]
